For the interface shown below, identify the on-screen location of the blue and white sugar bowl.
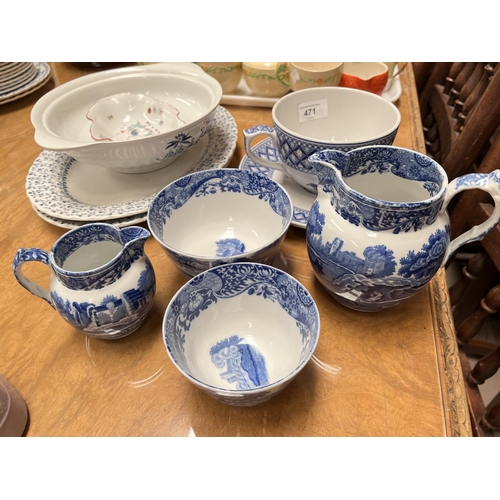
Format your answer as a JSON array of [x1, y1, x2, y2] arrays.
[[12, 223, 156, 339], [163, 262, 320, 406], [148, 168, 293, 277]]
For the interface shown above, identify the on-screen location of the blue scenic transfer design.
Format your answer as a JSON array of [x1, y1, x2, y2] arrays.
[[51, 261, 155, 337], [210, 335, 269, 390], [12, 223, 156, 339], [307, 199, 451, 311], [310, 148, 445, 234], [305, 146, 486, 312], [163, 263, 320, 405], [215, 238, 246, 257]]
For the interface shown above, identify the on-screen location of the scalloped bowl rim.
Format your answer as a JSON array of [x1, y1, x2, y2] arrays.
[[86, 92, 186, 142]]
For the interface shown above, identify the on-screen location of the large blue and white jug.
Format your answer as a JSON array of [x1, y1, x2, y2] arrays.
[[306, 146, 500, 312], [12, 223, 156, 338]]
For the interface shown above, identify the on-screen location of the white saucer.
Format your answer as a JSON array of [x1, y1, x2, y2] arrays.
[[27, 105, 237, 222], [0, 62, 51, 105], [238, 137, 315, 229], [33, 206, 147, 229]]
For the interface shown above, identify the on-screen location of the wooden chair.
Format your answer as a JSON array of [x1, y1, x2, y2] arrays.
[[416, 62, 500, 436]]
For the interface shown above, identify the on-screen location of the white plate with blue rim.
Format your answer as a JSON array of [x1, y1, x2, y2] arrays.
[[238, 137, 316, 229], [0, 62, 51, 105], [27, 105, 238, 222]]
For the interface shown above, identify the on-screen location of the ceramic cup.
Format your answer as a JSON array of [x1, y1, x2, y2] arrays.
[[197, 62, 243, 94], [243, 86, 401, 193], [242, 62, 290, 98], [340, 62, 389, 95], [286, 62, 344, 91]]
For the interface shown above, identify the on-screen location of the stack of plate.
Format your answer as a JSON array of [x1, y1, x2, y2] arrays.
[[26, 105, 238, 229], [0, 62, 51, 105]]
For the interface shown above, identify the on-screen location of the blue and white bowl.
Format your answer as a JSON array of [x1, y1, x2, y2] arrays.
[[148, 168, 293, 277], [162, 262, 320, 406]]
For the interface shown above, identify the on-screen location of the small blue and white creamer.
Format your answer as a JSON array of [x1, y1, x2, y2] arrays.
[[12, 223, 156, 338]]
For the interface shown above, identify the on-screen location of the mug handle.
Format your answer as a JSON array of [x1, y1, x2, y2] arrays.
[[441, 170, 500, 265], [243, 125, 287, 174], [12, 248, 53, 307]]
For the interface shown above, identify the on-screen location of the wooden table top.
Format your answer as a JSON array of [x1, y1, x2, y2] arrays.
[[0, 62, 472, 436]]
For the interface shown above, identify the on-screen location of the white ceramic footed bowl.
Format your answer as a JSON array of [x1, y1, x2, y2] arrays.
[[31, 63, 223, 174], [87, 93, 186, 142], [148, 168, 293, 277], [163, 262, 320, 406]]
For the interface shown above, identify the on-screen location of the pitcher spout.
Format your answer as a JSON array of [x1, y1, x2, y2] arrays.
[[120, 226, 150, 257], [308, 150, 347, 196]]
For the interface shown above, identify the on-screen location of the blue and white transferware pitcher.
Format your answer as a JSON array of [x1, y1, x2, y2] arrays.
[[306, 146, 500, 312], [12, 223, 156, 338]]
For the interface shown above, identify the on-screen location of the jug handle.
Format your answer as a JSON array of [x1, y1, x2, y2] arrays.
[[441, 170, 500, 265], [242, 126, 285, 173], [12, 248, 53, 307]]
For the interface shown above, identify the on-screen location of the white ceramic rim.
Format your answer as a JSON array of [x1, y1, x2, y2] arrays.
[[0, 64, 36, 91], [148, 168, 294, 262], [31, 62, 223, 151], [162, 262, 321, 396], [0, 63, 51, 104], [271, 86, 401, 144], [342, 62, 389, 79], [33, 205, 147, 229], [289, 62, 343, 73], [0, 62, 32, 83]]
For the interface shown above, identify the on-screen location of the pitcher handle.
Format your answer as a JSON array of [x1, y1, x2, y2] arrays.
[[12, 248, 53, 307], [441, 170, 500, 265], [243, 125, 286, 173]]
